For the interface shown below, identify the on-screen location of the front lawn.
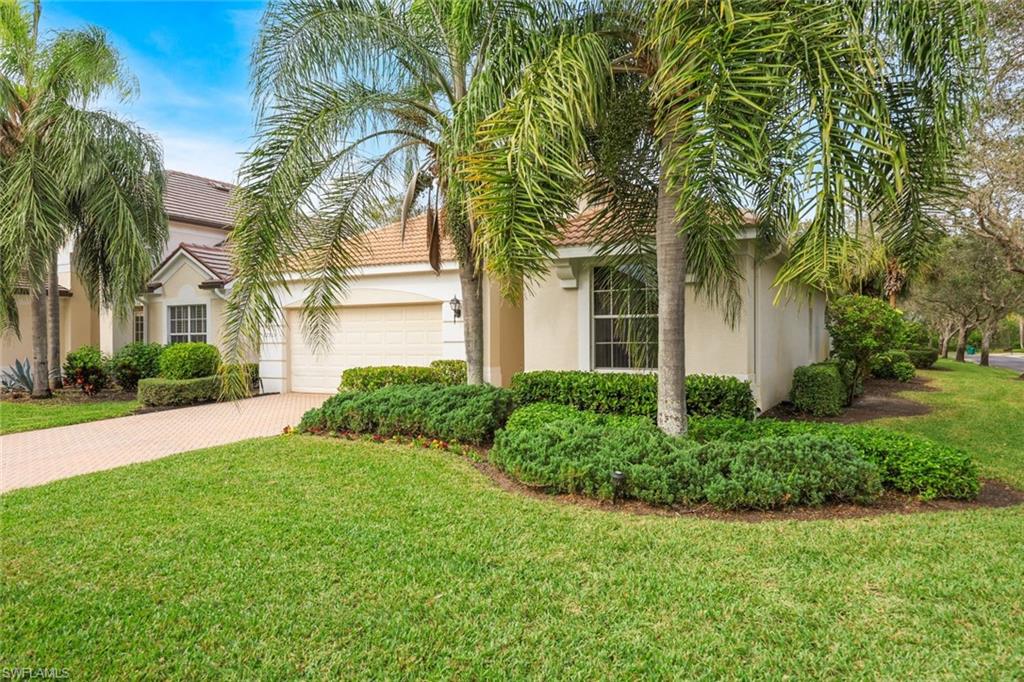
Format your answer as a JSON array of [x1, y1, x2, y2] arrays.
[[877, 359, 1024, 487], [3, 433, 1023, 678], [0, 399, 139, 435]]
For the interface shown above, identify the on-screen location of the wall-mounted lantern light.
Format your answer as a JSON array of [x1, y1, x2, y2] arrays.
[[449, 296, 462, 321]]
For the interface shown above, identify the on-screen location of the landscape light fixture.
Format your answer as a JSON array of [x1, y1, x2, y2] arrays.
[[611, 470, 626, 503]]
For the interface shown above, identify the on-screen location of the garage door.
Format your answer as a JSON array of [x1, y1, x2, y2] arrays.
[[288, 303, 443, 393]]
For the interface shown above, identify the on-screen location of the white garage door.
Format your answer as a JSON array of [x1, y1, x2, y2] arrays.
[[288, 303, 443, 393]]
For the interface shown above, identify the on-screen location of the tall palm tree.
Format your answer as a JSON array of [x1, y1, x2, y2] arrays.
[[467, 0, 984, 434], [1, 0, 167, 397], [222, 0, 553, 389]]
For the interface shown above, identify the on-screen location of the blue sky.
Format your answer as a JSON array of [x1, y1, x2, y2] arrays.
[[43, 1, 266, 183]]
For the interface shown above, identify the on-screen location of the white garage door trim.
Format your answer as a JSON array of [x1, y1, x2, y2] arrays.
[[288, 303, 443, 393]]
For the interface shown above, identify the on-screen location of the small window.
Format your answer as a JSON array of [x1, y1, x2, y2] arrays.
[[168, 304, 207, 344], [133, 307, 145, 343], [592, 265, 657, 370]]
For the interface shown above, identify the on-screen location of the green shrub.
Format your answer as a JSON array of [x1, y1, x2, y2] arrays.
[[339, 365, 441, 391], [905, 347, 939, 369], [870, 350, 916, 381], [299, 384, 514, 444], [137, 376, 220, 406], [159, 342, 221, 380], [826, 357, 862, 404], [505, 401, 656, 433], [108, 342, 163, 390], [509, 371, 756, 420], [791, 363, 845, 416], [695, 435, 882, 509], [826, 295, 904, 388], [493, 408, 882, 509], [429, 359, 467, 385], [898, 320, 932, 349], [62, 345, 108, 394], [686, 417, 979, 500]]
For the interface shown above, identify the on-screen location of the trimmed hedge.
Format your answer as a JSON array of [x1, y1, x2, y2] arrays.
[[138, 376, 220, 406], [906, 347, 939, 369], [870, 350, 916, 382], [298, 384, 514, 444], [159, 343, 221, 380], [340, 365, 441, 391], [509, 371, 756, 420], [492, 409, 882, 509], [108, 342, 163, 390], [430, 359, 467, 385], [791, 363, 844, 417], [687, 417, 979, 500]]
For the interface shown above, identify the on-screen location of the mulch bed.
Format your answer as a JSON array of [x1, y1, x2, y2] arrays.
[[762, 376, 935, 424], [473, 460, 1024, 523], [0, 386, 136, 403]]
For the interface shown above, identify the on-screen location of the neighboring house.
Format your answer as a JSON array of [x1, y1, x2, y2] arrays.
[[102, 170, 238, 355], [1, 171, 238, 369], [259, 213, 828, 410]]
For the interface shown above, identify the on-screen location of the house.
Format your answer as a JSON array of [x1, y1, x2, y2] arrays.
[[4, 168, 827, 410], [1, 171, 239, 369], [257, 213, 829, 410]]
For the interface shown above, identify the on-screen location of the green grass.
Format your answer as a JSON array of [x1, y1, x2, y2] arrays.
[[2, 359, 1022, 678], [877, 359, 1024, 487], [3, 434, 1023, 678], [0, 399, 139, 435]]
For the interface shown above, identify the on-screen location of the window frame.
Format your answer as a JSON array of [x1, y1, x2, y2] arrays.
[[133, 306, 146, 343], [590, 265, 658, 371], [167, 304, 208, 344]]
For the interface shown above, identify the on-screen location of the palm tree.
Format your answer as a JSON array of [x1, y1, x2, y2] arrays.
[[221, 0, 554, 389], [1, 0, 167, 397], [467, 0, 984, 434]]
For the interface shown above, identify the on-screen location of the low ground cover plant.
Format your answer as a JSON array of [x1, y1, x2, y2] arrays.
[[687, 417, 979, 500], [429, 359, 467, 385], [492, 405, 883, 509], [159, 342, 221, 380], [299, 384, 513, 444], [509, 371, 756, 420]]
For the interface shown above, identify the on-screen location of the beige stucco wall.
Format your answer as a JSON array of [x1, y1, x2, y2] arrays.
[[751, 256, 829, 409], [2, 271, 98, 370], [144, 257, 228, 352], [520, 253, 827, 410], [522, 270, 580, 371], [522, 261, 751, 378], [482, 278, 524, 386]]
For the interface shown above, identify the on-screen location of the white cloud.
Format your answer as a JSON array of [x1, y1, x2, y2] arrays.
[[157, 131, 245, 183]]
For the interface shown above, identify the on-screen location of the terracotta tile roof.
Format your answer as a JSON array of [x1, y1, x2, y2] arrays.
[[150, 242, 234, 286], [357, 213, 458, 267], [164, 170, 236, 230], [13, 278, 72, 296]]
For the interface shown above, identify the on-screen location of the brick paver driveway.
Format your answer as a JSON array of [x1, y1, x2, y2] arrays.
[[1, 393, 329, 493]]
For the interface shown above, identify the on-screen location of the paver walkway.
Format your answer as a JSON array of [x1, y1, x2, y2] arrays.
[[1, 393, 329, 493]]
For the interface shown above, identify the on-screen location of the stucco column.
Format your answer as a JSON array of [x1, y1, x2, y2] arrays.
[[481, 277, 524, 386]]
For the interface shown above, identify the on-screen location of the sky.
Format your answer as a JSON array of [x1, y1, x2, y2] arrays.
[[42, 1, 267, 183]]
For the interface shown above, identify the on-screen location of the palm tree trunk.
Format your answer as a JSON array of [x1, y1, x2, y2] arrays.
[[655, 166, 687, 436], [955, 323, 967, 362], [980, 327, 992, 366], [48, 250, 61, 389], [1018, 315, 1023, 350], [460, 262, 484, 385], [30, 283, 51, 398]]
